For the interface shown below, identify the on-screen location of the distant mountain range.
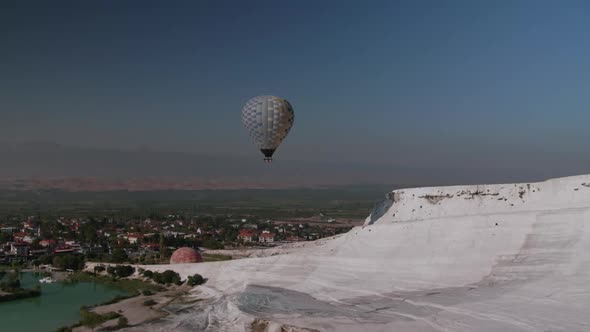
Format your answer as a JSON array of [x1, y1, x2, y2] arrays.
[[0, 141, 572, 191]]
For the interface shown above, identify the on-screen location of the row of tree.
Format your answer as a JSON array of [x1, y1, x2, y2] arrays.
[[142, 269, 182, 285]]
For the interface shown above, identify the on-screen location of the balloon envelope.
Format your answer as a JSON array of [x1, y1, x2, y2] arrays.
[[241, 95, 294, 161]]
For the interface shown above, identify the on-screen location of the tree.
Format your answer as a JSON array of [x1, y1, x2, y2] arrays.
[[81, 224, 98, 244], [150, 270, 182, 285], [159, 234, 169, 263], [30, 238, 43, 250], [143, 299, 157, 306], [52, 255, 85, 270], [0, 272, 21, 291], [39, 254, 54, 265], [80, 309, 102, 332], [105, 265, 135, 278], [117, 316, 128, 328], [111, 248, 128, 263], [93, 265, 105, 275], [52, 256, 63, 269], [0, 231, 13, 243], [114, 265, 135, 278], [202, 238, 224, 250], [224, 228, 238, 242], [187, 274, 205, 286]]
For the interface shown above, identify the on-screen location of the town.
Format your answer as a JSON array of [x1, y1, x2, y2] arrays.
[[0, 213, 354, 267], [0, 194, 367, 331]]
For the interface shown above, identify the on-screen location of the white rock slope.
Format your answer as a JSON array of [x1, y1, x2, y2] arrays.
[[139, 175, 590, 332]]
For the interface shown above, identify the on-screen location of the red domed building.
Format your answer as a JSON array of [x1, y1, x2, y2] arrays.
[[169, 247, 203, 264]]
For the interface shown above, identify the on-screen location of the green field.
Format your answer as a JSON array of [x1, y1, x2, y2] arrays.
[[202, 253, 232, 262], [0, 185, 396, 220]]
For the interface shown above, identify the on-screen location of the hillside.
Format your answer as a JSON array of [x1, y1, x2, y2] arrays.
[[107, 175, 590, 331], [366, 174, 590, 224]]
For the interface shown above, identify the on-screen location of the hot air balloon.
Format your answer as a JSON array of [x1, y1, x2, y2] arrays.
[[241, 95, 295, 162]]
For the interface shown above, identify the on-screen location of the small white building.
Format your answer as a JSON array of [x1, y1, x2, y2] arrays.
[[22, 235, 35, 244], [10, 242, 30, 257], [65, 241, 82, 250], [126, 234, 144, 244]]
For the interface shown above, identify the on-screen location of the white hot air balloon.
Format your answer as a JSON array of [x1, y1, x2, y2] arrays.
[[241, 95, 295, 162]]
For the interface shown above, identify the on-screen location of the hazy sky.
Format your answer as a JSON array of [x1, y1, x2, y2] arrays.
[[2, 1, 589, 174]]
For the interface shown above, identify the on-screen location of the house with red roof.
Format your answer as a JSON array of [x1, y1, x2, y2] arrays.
[[39, 239, 57, 248], [13, 232, 27, 242], [126, 233, 144, 244], [143, 243, 160, 251], [259, 232, 275, 243], [39, 239, 57, 247], [238, 229, 259, 243], [54, 245, 75, 254]]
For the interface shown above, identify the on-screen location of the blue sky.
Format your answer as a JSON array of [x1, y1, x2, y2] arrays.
[[1, 1, 589, 174]]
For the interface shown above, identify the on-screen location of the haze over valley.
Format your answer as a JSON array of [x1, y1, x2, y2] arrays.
[[0, 142, 580, 191]]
